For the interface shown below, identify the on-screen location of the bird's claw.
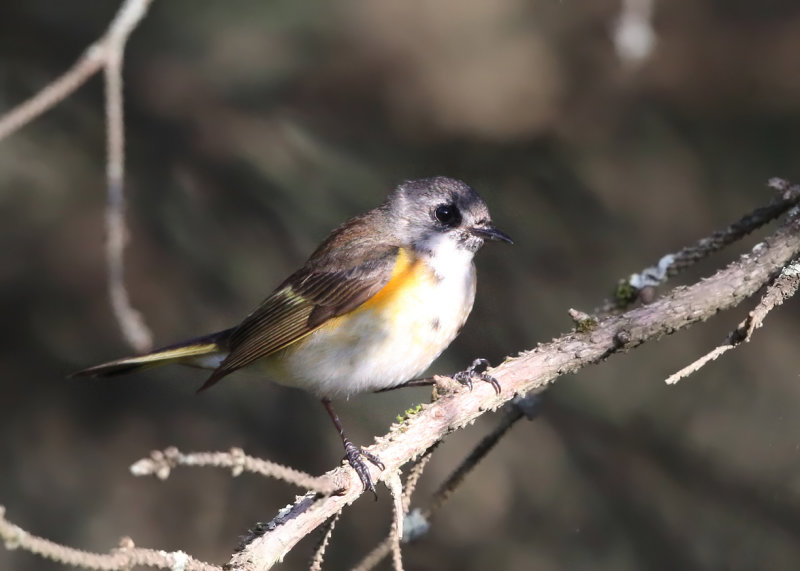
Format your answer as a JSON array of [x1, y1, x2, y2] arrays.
[[343, 439, 385, 499], [454, 358, 501, 394]]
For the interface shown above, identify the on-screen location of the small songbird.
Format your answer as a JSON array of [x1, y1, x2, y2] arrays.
[[73, 177, 512, 493]]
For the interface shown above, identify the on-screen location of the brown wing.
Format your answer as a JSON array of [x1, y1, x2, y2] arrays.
[[197, 244, 399, 391]]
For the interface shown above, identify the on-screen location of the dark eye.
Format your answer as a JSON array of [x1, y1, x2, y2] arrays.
[[434, 204, 461, 227]]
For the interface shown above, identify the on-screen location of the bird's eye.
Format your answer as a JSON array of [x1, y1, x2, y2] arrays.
[[434, 204, 461, 227]]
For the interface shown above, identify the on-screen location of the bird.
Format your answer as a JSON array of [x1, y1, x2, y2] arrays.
[[73, 176, 513, 494]]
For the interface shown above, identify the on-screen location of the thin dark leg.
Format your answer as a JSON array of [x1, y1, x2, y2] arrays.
[[378, 360, 501, 395], [322, 398, 385, 498], [376, 377, 436, 392]]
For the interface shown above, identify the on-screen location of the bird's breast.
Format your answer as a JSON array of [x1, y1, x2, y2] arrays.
[[262, 247, 477, 398]]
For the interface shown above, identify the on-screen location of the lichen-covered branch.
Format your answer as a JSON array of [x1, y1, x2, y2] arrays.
[[606, 179, 800, 311]]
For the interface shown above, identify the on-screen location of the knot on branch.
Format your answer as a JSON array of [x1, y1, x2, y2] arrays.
[[111, 537, 135, 571], [130, 447, 181, 480], [228, 448, 246, 477], [1, 507, 25, 551]]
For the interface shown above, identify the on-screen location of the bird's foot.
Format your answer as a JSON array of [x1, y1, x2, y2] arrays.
[[343, 439, 385, 499], [454, 358, 501, 394]]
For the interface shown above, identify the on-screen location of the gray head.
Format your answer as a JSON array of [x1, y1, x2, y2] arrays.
[[383, 177, 513, 254]]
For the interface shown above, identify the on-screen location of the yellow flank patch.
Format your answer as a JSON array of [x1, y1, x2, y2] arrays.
[[282, 247, 434, 356], [354, 247, 429, 315]]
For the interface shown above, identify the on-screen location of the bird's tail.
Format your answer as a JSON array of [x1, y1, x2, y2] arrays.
[[71, 328, 234, 378]]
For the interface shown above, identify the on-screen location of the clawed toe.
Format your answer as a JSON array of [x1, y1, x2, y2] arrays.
[[343, 440, 384, 499], [454, 358, 501, 394]]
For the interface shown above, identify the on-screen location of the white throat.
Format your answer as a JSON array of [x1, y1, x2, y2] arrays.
[[417, 232, 476, 280]]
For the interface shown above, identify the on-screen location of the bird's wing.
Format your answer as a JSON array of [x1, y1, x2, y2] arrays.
[[198, 244, 400, 390]]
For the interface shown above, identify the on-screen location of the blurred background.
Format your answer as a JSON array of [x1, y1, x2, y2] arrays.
[[2, 1, 800, 569]]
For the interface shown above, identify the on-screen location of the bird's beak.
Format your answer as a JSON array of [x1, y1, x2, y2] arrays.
[[469, 223, 514, 244]]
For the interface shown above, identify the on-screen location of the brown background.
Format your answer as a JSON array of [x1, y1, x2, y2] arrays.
[[2, 1, 800, 569]]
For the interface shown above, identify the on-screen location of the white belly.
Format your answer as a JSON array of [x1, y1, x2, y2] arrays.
[[260, 252, 477, 398]]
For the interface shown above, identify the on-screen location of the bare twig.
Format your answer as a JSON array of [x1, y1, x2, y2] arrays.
[[0, 55, 104, 140], [351, 538, 392, 571], [663, 345, 731, 385], [0, 506, 219, 571], [666, 258, 800, 384], [352, 447, 437, 571], [308, 512, 340, 571], [353, 397, 540, 570], [386, 472, 405, 571], [0, 1, 153, 140], [401, 446, 437, 518], [0, 0, 155, 352], [427, 399, 531, 515], [350, 396, 536, 571], [130, 447, 339, 494], [103, 0, 154, 352]]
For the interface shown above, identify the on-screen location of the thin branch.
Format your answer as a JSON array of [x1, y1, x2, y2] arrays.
[[666, 257, 800, 384], [0, 0, 155, 352], [351, 537, 392, 571], [0, 0, 153, 141], [228, 212, 800, 570], [356, 396, 539, 570], [663, 345, 731, 385], [401, 445, 438, 517], [427, 397, 535, 516], [129, 447, 339, 494], [603, 180, 800, 312], [737, 258, 800, 338], [386, 472, 405, 571], [350, 395, 537, 571], [0, 506, 219, 571], [351, 447, 437, 571], [308, 512, 340, 571], [0, 53, 104, 140], [103, 0, 154, 353]]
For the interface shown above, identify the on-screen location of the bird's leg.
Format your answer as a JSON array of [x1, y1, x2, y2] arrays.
[[376, 378, 436, 392], [375, 360, 501, 394], [454, 358, 501, 394], [322, 398, 385, 498]]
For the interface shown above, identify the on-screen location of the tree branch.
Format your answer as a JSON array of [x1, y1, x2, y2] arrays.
[[0, 507, 218, 571], [228, 211, 800, 569], [129, 447, 340, 494], [604, 178, 800, 311], [0, 0, 155, 352], [665, 256, 800, 384]]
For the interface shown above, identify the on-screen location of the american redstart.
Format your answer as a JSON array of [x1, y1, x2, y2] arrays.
[[73, 176, 512, 493]]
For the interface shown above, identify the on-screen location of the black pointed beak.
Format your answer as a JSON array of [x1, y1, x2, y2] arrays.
[[469, 224, 514, 245]]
